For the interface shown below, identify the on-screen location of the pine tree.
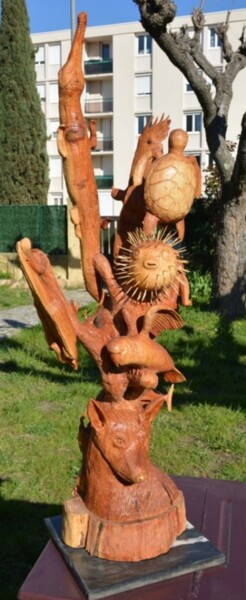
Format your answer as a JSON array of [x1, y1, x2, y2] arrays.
[[0, 0, 49, 204]]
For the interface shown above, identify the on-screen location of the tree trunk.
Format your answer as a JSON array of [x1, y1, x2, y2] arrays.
[[214, 191, 246, 318]]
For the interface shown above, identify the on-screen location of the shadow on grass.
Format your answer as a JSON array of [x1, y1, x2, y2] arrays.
[[0, 336, 101, 386], [1, 310, 245, 409], [0, 358, 101, 386], [161, 312, 246, 411], [1, 307, 245, 600], [0, 479, 61, 600]]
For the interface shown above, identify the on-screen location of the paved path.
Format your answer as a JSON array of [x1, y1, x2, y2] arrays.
[[0, 289, 92, 340]]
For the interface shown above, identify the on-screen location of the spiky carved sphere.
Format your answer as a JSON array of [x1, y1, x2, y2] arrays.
[[144, 130, 198, 223], [130, 241, 178, 291], [115, 229, 185, 303]]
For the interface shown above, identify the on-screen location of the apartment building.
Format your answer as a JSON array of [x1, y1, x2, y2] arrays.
[[31, 9, 246, 215]]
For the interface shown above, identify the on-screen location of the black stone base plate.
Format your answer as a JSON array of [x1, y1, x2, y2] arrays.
[[45, 515, 225, 600]]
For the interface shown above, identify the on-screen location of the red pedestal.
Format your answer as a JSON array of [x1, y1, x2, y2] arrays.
[[18, 476, 246, 600]]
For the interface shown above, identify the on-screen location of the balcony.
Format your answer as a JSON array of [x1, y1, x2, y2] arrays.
[[84, 98, 113, 114], [95, 175, 113, 189], [93, 137, 113, 152], [84, 59, 113, 76]]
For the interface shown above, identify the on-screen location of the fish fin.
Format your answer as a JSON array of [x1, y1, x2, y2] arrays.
[[163, 368, 186, 383], [143, 305, 184, 336], [150, 310, 184, 337]]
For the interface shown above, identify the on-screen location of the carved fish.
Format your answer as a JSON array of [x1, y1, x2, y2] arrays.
[[107, 306, 185, 383]]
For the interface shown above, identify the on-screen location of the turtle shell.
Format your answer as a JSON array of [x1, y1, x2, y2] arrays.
[[144, 154, 198, 223]]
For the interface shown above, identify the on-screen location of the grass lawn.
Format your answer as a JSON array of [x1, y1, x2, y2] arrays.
[[0, 300, 246, 598], [0, 285, 32, 309]]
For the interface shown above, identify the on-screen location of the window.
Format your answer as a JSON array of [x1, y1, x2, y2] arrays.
[[136, 75, 151, 96], [186, 113, 202, 133], [36, 83, 45, 102], [49, 83, 59, 103], [49, 44, 61, 66], [52, 195, 63, 206], [186, 81, 193, 92], [35, 45, 45, 65], [136, 114, 152, 134], [50, 157, 62, 178], [137, 34, 152, 55], [209, 29, 222, 48], [102, 43, 110, 60], [49, 120, 59, 139]]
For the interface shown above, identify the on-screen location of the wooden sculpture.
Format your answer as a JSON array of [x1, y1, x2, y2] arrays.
[[16, 237, 79, 369], [17, 12, 202, 563], [57, 12, 101, 302], [144, 128, 201, 240], [112, 114, 170, 257]]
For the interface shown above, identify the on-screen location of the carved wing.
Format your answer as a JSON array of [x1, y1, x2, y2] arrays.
[[143, 305, 184, 337]]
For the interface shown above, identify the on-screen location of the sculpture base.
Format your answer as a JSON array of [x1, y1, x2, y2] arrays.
[[45, 515, 225, 600], [61, 492, 186, 561]]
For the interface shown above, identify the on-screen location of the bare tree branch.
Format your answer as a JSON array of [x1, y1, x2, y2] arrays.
[[135, 0, 215, 117], [134, 0, 246, 184], [133, 0, 176, 31], [192, 7, 205, 37], [239, 24, 246, 55], [216, 12, 234, 62], [172, 10, 217, 81]]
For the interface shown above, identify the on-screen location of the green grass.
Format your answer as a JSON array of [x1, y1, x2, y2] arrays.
[[0, 284, 32, 309], [0, 301, 246, 598], [0, 271, 12, 280]]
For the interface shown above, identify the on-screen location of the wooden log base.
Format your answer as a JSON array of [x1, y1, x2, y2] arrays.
[[62, 491, 186, 562]]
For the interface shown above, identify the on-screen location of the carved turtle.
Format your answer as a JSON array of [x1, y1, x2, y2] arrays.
[[144, 129, 201, 224]]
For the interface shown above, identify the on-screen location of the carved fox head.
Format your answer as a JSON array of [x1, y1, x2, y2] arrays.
[[87, 397, 163, 484]]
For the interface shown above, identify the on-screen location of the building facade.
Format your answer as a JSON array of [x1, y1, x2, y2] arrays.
[[31, 9, 246, 215]]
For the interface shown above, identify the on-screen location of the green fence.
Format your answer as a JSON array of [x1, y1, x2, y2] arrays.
[[0, 205, 67, 254]]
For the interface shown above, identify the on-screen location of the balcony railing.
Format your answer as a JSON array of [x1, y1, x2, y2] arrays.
[[93, 137, 113, 152], [84, 59, 113, 75], [95, 175, 113, 189], [84, 98, 113, 113]]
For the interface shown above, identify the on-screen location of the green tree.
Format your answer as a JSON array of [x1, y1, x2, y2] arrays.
[[0, 0, 49, 205], [134, 1, 246, 319]]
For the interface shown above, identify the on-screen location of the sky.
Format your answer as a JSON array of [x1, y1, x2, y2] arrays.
[[26, 0, 246, 34]]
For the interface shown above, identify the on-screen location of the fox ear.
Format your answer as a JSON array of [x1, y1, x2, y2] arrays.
[[87, 399, 107, 431], [143, 396, 163, 423]]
